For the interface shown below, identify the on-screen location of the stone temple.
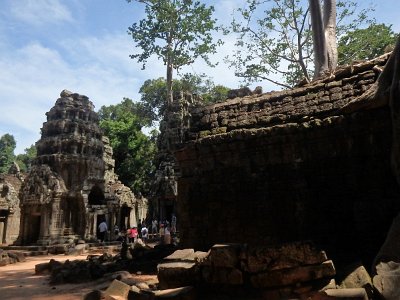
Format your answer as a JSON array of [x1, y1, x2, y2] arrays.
[[17, 90, 147, 245]]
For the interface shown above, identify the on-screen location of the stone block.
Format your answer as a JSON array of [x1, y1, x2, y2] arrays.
[[153, 286, 196, 299], [339, 264, 372, 289], [105, 279, 131, 300], [207, 244, 241, 268], [324, 288, 369, 300], [373, 261, 400, 300], [243, 241, 328, 273], [201, 266, 243, 285], [35, 262, 50, 274], [157, 261, 199, 289], [164, 249, 195, 261], [250, 260, 336, 288]]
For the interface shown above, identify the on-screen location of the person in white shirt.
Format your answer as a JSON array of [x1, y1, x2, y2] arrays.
[[141, 225, 149, 242], [98, 220, 108, 242]]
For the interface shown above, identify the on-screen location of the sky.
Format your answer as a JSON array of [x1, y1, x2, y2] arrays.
[[0, 0, 399, 154]]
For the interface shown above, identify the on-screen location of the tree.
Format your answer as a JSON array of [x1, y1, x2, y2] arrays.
[[15, 144, 37, 172], [0, 134, 16, 174], [127, 0, 222, 106], [338, 23, 398, 65], [309, 0, 337, 79], [138, 74, 230, 124], [98, 99, 157, 195], [226, 0, 373, 87]]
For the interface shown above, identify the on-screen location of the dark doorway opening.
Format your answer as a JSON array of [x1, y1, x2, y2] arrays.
[[28, 215, 41, 244], [88, 186, 105, 205]]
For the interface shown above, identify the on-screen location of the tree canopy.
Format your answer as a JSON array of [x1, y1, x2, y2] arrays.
[[127, 0, 222, 105], [225, 0, 374, 88], [338, 23, 398, 65], [0, 134, 16, 174], [15, 144, 36, 172], [138, 74, 230, 125], [98, 99, 157, 196]]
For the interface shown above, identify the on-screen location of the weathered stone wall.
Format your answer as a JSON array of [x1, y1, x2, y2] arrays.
[[175, 54, 400, 264]]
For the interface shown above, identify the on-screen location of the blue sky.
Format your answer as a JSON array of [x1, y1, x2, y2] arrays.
[[0, 0, 399, 154]]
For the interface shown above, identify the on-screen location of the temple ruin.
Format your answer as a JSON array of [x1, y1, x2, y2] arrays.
[[17, 90, 147, 245], [170, 50, 400, 266], [0, 164, 23, 245]]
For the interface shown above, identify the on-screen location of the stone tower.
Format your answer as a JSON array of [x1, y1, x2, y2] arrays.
[[18, 90, 145, 245]]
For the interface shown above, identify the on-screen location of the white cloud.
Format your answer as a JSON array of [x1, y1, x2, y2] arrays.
[[9, 0, 73, 26]]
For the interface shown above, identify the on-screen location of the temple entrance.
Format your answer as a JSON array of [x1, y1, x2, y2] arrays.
[[0, 210, 8, 244], [27, 215, 41, 244], [96, 214, 105, 239]]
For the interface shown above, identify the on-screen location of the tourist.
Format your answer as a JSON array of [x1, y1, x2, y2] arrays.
[[164, 224, 171, 244], [129, 226, 138, 243], [114, 224, 119, 238], [98, 220, 108, 243], [141, 225, 148, 242], [159, 223, 165, 243], [151, 219, 158, 235], [171, 214, 177, 234]]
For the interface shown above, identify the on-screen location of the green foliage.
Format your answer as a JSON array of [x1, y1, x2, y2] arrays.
[[98, 99, 157, 195], [0, 134, 16, 174], [138, 74, 229, 124], [338, 23, 398, 65], [127, 0, 222, 102], [225, 0, 374, 88], [15, 144, 37, 172]]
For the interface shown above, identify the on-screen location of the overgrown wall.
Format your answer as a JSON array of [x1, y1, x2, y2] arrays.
[[174, 54, 400, 264]]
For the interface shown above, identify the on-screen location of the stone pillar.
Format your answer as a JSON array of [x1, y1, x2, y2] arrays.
[[0, 221, 4, 244], [129, 208, 136, 228]]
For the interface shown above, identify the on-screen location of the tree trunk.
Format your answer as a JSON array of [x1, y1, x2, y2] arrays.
[[166, 37, 173, 107], [323, 0, 338, 71], [309, 0, 328, 79]]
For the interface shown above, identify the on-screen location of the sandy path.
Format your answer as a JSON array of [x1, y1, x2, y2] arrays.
[[0, 254, 112, 300]]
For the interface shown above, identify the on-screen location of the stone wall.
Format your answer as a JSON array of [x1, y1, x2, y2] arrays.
[[174, 54, 400, 265]]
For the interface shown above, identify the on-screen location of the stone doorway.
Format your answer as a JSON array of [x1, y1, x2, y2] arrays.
[[0, 210, 8, 244], [27, 215, 41, 244]]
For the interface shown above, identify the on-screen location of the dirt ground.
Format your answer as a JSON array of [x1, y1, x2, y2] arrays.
[[0, 254, 156, 300]]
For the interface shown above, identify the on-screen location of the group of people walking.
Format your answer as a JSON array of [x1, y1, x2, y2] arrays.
[[99, 214, 177, 245]]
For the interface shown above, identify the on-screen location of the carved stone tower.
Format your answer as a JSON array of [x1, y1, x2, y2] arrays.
[[18, 90, 145, 245]]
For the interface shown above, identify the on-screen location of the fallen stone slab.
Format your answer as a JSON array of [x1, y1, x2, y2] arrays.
[[105, 279, 131, 299], [153, 286, 196, 299], [204, 244, 242, 268], [338, 264, 372, 289], [325, 288, 369, 300], [250, 260, 335, 288], [373, 261, 400, 300], [164, 249, 195, 261], [243, 241, 328, 273], [157, 261, 199, 289]]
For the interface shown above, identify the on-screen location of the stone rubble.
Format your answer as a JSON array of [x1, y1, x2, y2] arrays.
[[76, 241, 379, 300]]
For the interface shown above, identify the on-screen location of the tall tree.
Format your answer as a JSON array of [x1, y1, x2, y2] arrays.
[[338, 23, 398, 65], [127, 0, 222, 106], [309, 0, 337, 79], [0, 134, 16, 174], [15, 144, 37, 172], [226, 0, 373, 87], [98, 99, 157, 196]]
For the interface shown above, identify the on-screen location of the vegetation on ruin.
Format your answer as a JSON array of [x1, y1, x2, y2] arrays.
[[138, 74, 230, 124], [127, 0, 223, 107], [98, 99, 157, 196], [224, 0, 375, 87]]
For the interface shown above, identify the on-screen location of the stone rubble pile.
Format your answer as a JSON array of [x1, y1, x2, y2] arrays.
[[80, 241, 377, 299], [0, 249, 26, 266]]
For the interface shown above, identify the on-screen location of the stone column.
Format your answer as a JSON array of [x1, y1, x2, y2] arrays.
[[129, 208, 136, 228]]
